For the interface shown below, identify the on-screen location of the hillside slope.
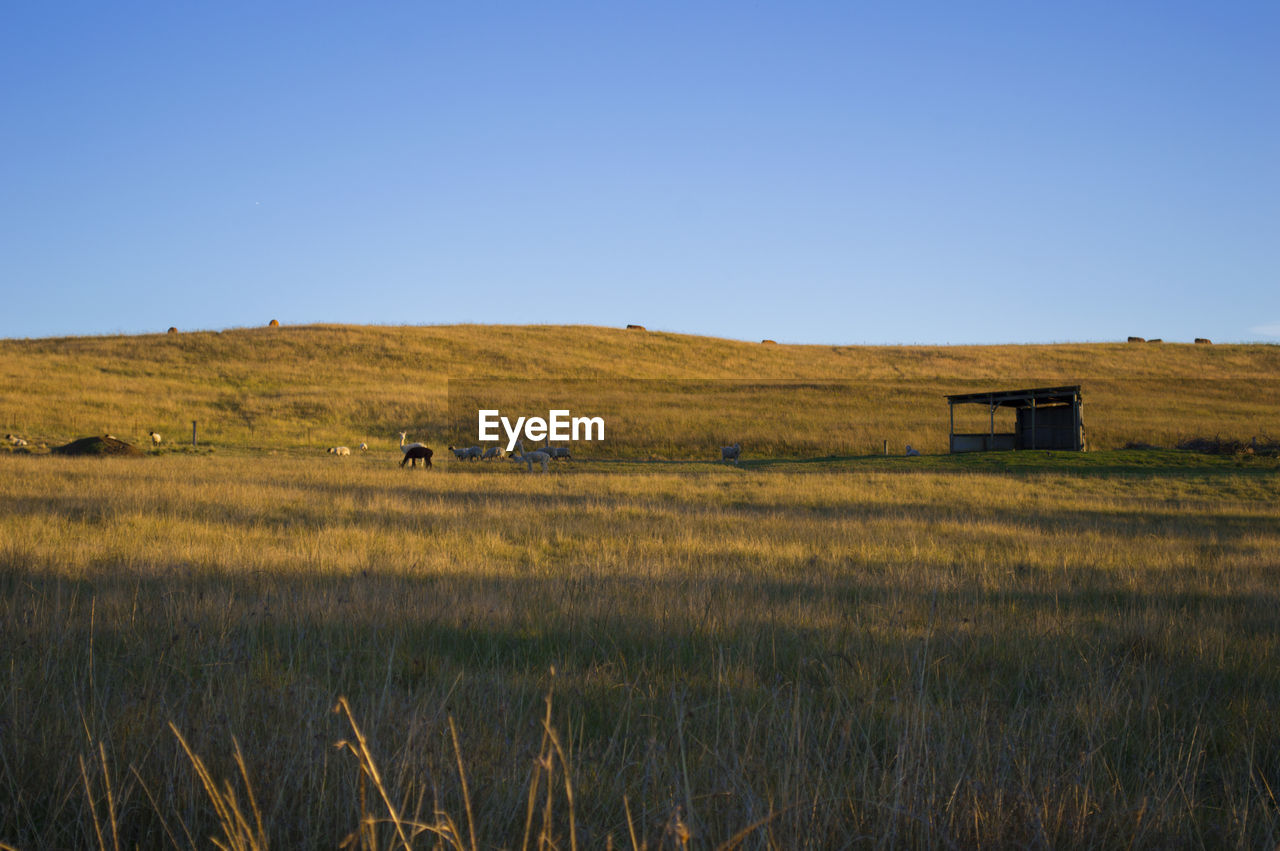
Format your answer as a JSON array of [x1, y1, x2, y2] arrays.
[[1, 324, 1277, 454]]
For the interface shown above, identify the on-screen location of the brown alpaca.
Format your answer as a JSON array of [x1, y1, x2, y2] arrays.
[[400, 446, 433, 468]]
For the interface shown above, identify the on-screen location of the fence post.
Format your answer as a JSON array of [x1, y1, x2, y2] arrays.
[[192, 421, 198, 447]]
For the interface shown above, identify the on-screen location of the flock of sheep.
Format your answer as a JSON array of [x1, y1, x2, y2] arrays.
[[6, 428, 755, 469], [10, 432, 926, 465], [317, 433, 748, 472], [319, 434, 565, 472], [11, 430, 917, 465]]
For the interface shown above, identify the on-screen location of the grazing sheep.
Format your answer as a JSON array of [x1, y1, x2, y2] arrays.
[[149, 431, 162, 446], [6, 434, 25, 446], [481, 446, 506, 460], [1195, 338, 1212, 345], [512, 450, 550, 472], [327, 446, 351, 456], [626, 324, 646, 331], [359, 442, 368, 452], [761, 339, 777, 345], [449, 445, 483, 461], [543, 445, 572, 460], [1127, 336, 1145, 343], [268, 319, 280, 327], [400, 446, 433, 468], [721, 443, 741, 464], [905, 444, 921, 457]]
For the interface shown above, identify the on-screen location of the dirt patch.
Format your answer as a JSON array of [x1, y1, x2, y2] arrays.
[[51, 435, 145, 457]]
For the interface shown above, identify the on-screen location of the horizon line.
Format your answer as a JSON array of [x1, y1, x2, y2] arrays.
[[1, 321, 1276, 348]]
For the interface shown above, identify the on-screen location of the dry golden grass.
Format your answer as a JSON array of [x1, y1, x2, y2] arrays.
[[2, 325, 1278, 847], [2, 449, 1279, 847], [1, 324, 1277, 454]]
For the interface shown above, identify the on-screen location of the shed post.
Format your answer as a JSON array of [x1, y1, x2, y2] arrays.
[[1075, 392, 1083, 451], [1030, 398, 1037, 450], [989, 401, 995, 451], [949, 402, 954, 453]]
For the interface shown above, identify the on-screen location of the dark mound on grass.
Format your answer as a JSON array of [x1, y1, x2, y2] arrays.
[[52, 435, 145, 457], [1176, 436, 1280, 457], [1178, 436, 1245, 455]]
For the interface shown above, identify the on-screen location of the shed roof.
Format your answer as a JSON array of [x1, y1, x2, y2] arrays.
[[945, 385, 1081, 408]]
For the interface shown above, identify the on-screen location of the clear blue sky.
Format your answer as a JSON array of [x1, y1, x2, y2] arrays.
[[3, 2, 1277, 344]]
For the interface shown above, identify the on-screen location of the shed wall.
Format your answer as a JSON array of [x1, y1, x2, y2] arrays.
[[1015, 405, 1079, 450]]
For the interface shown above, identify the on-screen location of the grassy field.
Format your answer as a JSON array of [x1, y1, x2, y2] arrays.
[[1, 325, 1279, 848], [2, 324, 1278, 455]]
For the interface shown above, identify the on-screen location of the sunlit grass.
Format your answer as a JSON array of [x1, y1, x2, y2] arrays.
[[2, 452, 1278, 847], [2, 324, 1277, 454], [1, 324, 1277, 846]]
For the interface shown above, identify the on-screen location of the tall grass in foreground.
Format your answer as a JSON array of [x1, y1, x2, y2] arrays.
[[1, 454, 1279, 847]]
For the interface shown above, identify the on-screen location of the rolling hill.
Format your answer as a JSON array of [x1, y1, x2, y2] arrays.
[[2, 324, 1277, 456]]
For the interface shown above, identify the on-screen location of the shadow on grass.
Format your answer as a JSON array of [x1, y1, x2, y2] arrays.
[[4, 562, 1280, 849]]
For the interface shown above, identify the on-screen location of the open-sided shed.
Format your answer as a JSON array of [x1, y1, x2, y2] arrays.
[[946, 385, 1084, 452]]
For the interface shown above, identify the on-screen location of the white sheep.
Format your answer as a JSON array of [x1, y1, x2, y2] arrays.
[[481, 446, 506, 460], [449, 445, 482, 461], [905, 445, 920, 457], [359, 442, 368, 452], [10, 437, 28, 447], [543, 445, 572, 460], [149, 431, 162, 446], [512, 450, 550, 472], [721, 443, 741, 464], [327, 446, 351, 456]]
